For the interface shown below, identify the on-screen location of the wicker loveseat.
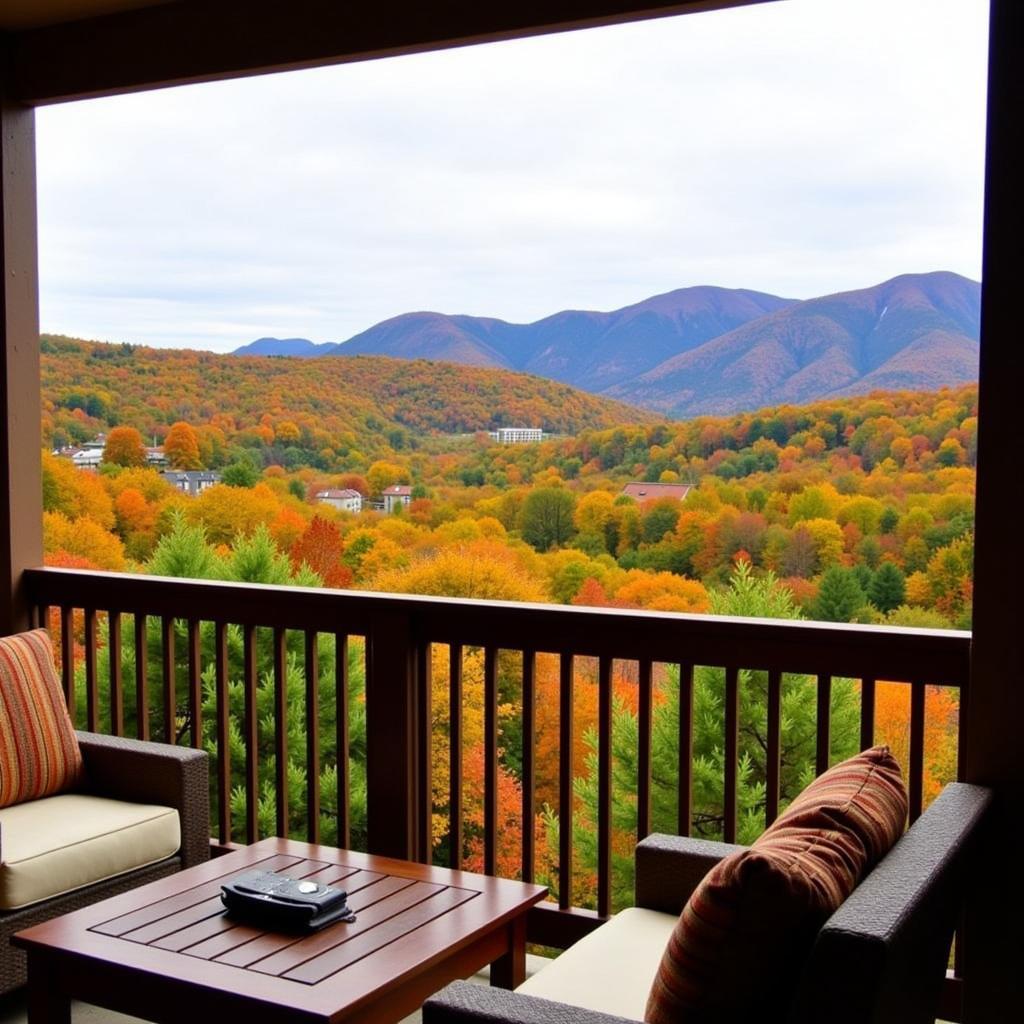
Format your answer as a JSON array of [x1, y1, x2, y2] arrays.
[[0, 730, 209, 993], [425, 782, 991, 1024]]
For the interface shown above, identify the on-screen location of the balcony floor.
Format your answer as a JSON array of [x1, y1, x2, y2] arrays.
[[0, 955, 551, 1023]]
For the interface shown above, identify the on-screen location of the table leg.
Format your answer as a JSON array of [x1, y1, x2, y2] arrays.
[[26, 955, 71, 1024], [489, 915, 526, 990]]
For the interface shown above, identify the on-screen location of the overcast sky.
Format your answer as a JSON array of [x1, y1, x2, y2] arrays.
[[36, 0, 990, 353]]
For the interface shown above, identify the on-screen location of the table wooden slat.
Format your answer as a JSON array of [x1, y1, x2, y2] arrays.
[[89, 855, 306, 937], [284, 887, 477, 984], [213, 874, 413, 969], [153, 866, 363, 954], [121, 861, 332, 945], [250, 880, 446, 978]]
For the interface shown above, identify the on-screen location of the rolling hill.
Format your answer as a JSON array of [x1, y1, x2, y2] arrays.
[[42, 338, 656, 457], [607, 272, 980, 415]]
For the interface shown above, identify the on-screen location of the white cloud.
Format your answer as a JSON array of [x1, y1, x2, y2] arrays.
[[36, 0, 990, 351]]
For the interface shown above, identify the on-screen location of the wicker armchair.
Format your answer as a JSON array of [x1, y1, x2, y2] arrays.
[[424, 783, 992, 1024], [0, 731, 209, 993]]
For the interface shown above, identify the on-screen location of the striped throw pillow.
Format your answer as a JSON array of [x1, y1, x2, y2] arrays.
[[645, 746, 907, 1024], [0, 629, 83, 808]]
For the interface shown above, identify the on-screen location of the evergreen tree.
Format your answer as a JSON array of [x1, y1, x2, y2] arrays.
[[868, 562, 906, 613], [148, 509, 223, 580], [813, 566, 867, 622], [879, 506, 900, 534]]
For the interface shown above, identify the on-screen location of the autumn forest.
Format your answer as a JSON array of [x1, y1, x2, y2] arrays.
[[42, 334, 973, 908]]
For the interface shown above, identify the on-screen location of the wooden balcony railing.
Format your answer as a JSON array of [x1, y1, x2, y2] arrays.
[[24, 566, 971, 951]]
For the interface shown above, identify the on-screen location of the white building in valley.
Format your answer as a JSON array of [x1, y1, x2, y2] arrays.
[[488, 427, 544, 444], [315, 488, 363, 513], [382, 484, 413, 513]]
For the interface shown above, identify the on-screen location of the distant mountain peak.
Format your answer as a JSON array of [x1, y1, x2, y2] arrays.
[[232, 272, 980, 418], [233, 337, 339, 357]]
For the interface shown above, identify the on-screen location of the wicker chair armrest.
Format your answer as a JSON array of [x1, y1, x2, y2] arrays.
[[634, 833, 746, 914], [75, 731, 210, 867], [423, 981, 637, 1024]]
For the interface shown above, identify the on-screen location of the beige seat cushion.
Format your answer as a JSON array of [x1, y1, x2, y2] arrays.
[[517, 907, 677, 1021], [0, 793, 180, 909]]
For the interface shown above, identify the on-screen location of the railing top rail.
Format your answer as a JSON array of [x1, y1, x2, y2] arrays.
[[25, 567, 971, 686]]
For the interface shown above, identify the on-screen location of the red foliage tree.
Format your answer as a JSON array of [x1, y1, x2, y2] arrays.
[[290, 516, 352, 588]]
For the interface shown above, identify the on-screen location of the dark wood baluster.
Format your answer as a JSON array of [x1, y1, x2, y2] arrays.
[[415, 639, 431, 863], [678, 662, 694, 837], [84, 607, 98, 732], [816, 672, 832, 775], [37, 605, 50, 632], [108, 611, 124, 736], [161, 616, 175, 743], [306, 630, 321, 845], [559, 652, 574, 910], [187, 618, 201, 748], [521, 649, 535, 883], [766, 668, 782, 827], [956, 684, 968, 783], [860, 677, 876, 751], [448, 644, 464, 869], [638, 657, 653, 840], [909, 680, 926, 822], [243, 623, 259, 844], [483, 645, 498, 876], [724, 666, 739, 843], [60, 605, 75, 724], [597, 655, 613, 918], [273, 626, 288, 838], [134, 613, 149, 741], [214, 621, 231, 845], [335, 632, 350, 848]]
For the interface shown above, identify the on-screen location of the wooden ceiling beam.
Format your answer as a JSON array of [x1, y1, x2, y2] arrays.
[[6, 0, 773, 106]]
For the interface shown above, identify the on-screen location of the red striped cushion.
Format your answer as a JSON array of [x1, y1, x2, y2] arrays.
[[645, 747, 907, 1023], [0, 629, 83, 808]]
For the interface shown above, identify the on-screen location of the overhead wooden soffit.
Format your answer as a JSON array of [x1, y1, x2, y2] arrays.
[[6, 0, 775, 106]]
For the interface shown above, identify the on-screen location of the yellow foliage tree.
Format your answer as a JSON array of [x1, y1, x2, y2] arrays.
[[367, 460, 408, 496], [371, 542, 546, 602], [613, 570, 709, 613], [104, 466, 176, 502], [187, 482, 283, 545], [802, 518, 845, 570], [573, 490, 615, 535], [41, 453, 116, 529], [44, 511, 126, 571]]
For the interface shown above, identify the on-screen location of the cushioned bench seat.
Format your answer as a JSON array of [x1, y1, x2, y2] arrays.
[[0, 793, 180, 910], [517, 908, 677, 1021]]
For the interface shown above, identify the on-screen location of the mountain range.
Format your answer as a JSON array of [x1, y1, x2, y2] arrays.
[[233, 271, 980, 417]]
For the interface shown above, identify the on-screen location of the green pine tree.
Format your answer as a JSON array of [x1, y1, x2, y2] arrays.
[[813, 566, 867, 623], [868, 562, 906, 613]]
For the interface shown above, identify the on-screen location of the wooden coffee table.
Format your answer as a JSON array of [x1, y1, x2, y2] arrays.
[[13, 838, 548, 1024]]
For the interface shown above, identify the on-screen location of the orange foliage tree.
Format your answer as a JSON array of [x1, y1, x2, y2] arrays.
[[103, 426, 147, 467], [873, 681, 959, 808], [163, 421, 202, 469]]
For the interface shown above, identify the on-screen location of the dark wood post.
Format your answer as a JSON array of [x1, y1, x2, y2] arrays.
[[365, 609, 418, 859], [0, 67, 42, 638], [963, 0, 1023, 1018]]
